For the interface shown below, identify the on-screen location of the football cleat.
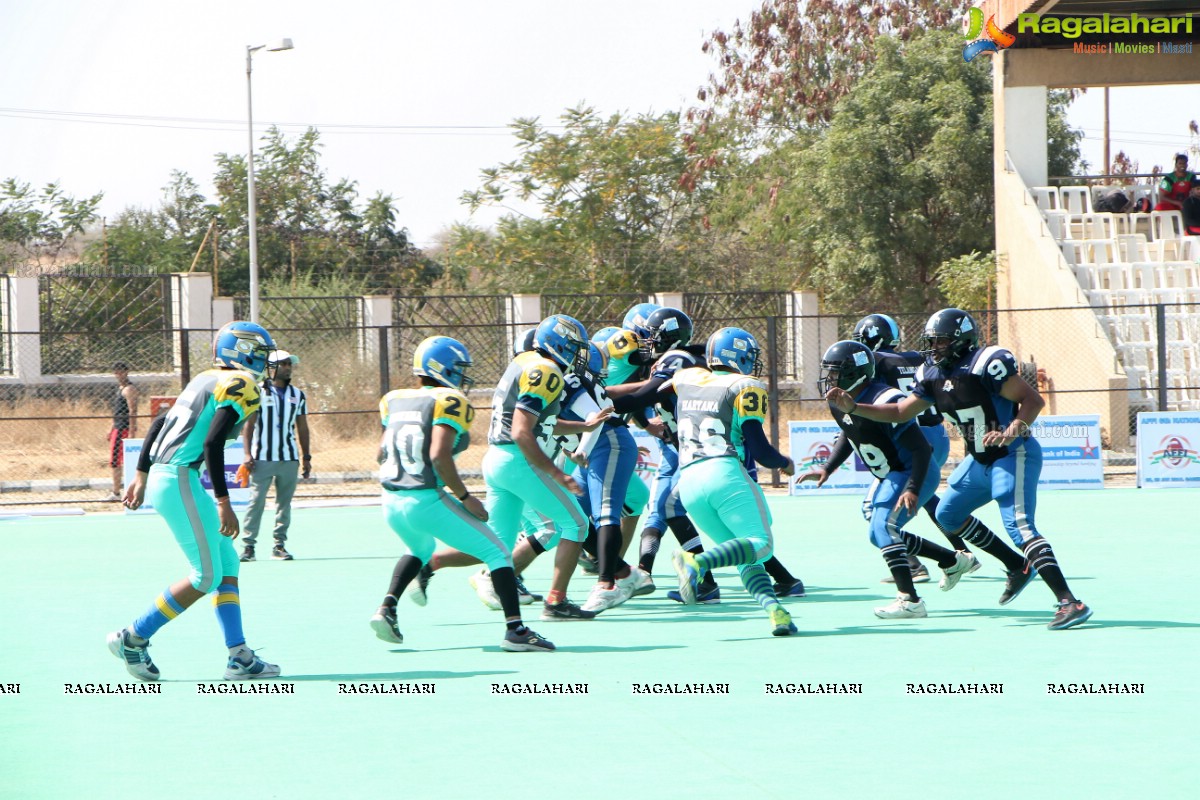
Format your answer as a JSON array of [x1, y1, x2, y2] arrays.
[[1048, 600, 1093, 631], [768, 605, 798, 636], [370, 606, 404, 644]]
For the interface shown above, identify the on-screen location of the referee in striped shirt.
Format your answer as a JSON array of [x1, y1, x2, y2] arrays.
[[239, 349, 311, 561]]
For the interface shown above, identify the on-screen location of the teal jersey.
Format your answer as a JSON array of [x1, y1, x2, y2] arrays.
[[603, 329, 644, 386], [379, 385, 473, 491], [148, 369, 261, 468], [670, 367, 769, 467]]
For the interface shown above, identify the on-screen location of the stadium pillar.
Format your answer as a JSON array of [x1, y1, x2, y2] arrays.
[[3, 276, 42, 383]]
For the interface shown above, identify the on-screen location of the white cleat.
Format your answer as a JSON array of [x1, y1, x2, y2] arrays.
[[615, 567, 655, 597], [939, 551, 978, 592], [223, 647, 281, 680], [468, 568, 503, 610], [874, 594, 928, 619], [580, 582, 633, 613]]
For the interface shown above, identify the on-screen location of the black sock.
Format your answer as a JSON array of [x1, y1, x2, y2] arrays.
[[882, 545, 918, 600], [489, 567, 524, 619], [638, 527, 663, 572], [582, 521, 598, 557], [958, 518, 1026, 571], [923, 495, 971, 552], [1023, 537, 1074, 601], [597, 524, 622, 583], [901, 532, 957, 569], [667, 516, 703, 554], [384, 556, 422, 604], [763, 556, 795, 585]]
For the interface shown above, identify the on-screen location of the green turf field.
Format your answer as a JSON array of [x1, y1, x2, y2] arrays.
[[1, 489, 1195, 799]]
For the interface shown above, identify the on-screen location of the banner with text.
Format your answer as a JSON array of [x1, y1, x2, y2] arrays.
[[629, 427, 663, 512], [787, 420, 875, 496], [1029, 414, 1104, 490], [122, 439, 251, 513], [1136, 412, 1200, 488]]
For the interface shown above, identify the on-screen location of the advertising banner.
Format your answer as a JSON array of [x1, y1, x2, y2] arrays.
[[1136, 412, 1200, 488], [122, 439, 251, 512], [787, 420, 875, 496], [1028, 414, 1104, 490]]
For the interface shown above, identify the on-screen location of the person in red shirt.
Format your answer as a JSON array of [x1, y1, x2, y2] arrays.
[[1154, 153, 1197, 211]]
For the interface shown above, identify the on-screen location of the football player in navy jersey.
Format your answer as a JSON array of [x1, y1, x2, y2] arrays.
[[854, 313, 1027, 585], [799, 341, 975, 618], [828, 309, 1092, 630]]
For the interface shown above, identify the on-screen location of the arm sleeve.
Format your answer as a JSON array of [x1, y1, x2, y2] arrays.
[[567, 386, 605, 460], [611, 375, 670, 415], [204, 406, 240, 499], [741, 419, 791, 470], [897, 423, 931, 496], [822, 433, 853, 474], [135, 414, 168, 473]]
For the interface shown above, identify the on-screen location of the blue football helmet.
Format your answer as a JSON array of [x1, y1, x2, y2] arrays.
[[852, 313, 902, 352], [534, 314, 589, 374], [512, 327, 537, 356], [585, 342, 609, 386], [706, 327, 762, 377], [919, 308, 979, 368], [591, 326, 621, 347], [413, 336, 474, 390], [818, 340, 875, 396], [622, 302, 662, 339], [212, 321, 274, 379]]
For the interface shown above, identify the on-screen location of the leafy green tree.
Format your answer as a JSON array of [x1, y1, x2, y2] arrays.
[[455, 105, 717, 292], [0, 179, 102, 270]]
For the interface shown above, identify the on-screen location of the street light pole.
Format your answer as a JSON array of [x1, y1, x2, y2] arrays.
[[246, 39, 293, 324]]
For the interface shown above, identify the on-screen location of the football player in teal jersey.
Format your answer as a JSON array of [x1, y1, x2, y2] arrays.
[[369, 336, 554, 651], [108, 321, 281, 681]]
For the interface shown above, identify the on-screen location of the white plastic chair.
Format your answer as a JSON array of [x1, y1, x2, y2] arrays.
[[1030, 186, 1060, 213], [1151, 211, 1186, 260], [1060, 186, 1093, 216], [1044, 210, 1070, 240], [1116, 233, 1150, 263]]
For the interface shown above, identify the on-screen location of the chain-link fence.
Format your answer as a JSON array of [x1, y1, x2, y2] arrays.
[[3, 282, 1196, 508]]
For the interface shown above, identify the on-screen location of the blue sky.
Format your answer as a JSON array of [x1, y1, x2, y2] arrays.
[[1, 1, 1195, 248]]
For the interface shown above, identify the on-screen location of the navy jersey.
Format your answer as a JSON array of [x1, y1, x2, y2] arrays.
[[874, 349, 944, 426], [649, 345, 705, 442], [912, 346, 1024, 465], [830, 382, 919, 479]]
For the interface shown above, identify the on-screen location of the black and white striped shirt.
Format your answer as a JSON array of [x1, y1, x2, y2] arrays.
[[250, 383, 307, 461]]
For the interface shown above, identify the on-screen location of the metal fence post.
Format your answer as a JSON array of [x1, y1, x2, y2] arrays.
[[379, 326, 390, 397], [767, 315, 781, 488], [180, 328, 191, 389], [1155, 303, 1167, 412]]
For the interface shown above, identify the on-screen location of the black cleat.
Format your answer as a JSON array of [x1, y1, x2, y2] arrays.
[[999, 566, 1036, 605], [515, 573, 543, 603], [1048, 600, 1093, 630], [271, 545, 293, 561], [772, 579, 807, 598], [240, 545, 255, 563], [540, 599, 597, 621], [370, 606, 404, 643]]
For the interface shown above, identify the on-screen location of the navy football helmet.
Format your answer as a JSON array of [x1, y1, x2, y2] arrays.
[[644, 307, 693, 355], [818, 340, 875, 397], [852, 313, 902, 352], [919, 308, 980, 368]]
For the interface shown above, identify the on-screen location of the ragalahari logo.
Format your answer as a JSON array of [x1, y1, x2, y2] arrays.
[[1150, 435, 1200, 469], [963, 7, 1016, 61]]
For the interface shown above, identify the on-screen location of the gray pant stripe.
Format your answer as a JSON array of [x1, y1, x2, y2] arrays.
[[438, 492, 512, 561]]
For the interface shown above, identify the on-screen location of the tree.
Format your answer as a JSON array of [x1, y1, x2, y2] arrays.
[[455, 105, 718, 293], [0, 179, 102, 271]]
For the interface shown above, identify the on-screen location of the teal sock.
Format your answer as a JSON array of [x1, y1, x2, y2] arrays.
[[695, 539, 757, 571], [738, 564, 781, 611], [132, 589, 185, 639], [212, 585, 245, 649]]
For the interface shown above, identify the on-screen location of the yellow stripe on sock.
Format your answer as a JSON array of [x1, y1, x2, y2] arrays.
[[212, 592, 240, 607], [155, 594, 181, 619]]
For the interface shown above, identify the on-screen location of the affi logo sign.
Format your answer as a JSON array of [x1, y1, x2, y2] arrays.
[[963, 8, 1016, 61], [1150, 435, 1200, 469]]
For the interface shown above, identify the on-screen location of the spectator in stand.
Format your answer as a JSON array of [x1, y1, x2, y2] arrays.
[[1154, 153, 1198, 212], [106, 362, 139, 502], [1182, 182, 1200, 236]]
